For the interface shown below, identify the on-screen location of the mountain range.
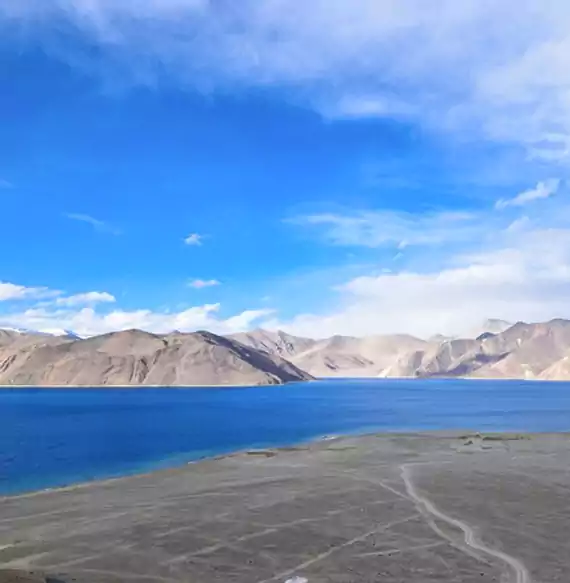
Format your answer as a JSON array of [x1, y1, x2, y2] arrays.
[[232, 318, 570, 382], [0, 329, 312, 386], [1, 318, 570, 385]]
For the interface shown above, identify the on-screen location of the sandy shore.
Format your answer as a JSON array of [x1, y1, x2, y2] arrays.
[[1, 432, 569, 583]]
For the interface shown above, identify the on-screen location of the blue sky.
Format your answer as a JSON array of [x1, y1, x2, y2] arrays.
[[1, 1, 570, 338]]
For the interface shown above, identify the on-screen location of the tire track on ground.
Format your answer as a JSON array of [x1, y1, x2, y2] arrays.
[[401, 464, 532, 583]]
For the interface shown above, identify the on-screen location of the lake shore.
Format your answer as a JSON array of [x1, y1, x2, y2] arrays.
[[1, 431, 569, 583]]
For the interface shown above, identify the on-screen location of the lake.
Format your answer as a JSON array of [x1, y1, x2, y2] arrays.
[[1, 378, 570, 495]]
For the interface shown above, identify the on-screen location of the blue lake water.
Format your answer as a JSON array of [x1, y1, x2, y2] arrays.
[[1, 378, 570, 495]]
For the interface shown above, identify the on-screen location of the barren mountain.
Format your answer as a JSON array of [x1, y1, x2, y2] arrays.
[[230, 329, 317, 359], [379, 319, 570, 380], [468, 318, 513, 339], [470, 319, 570, 379], [3, 317, 570, 384], [0, 329, 26, 347], [539, 352, 570, 380], [0, 329, 312, 386], [0, 329, 75, 351], [293, 334, 428, 377], [224, 319, 570, 381], [379, 338, 487, 378], [233, 329, 427, 377]]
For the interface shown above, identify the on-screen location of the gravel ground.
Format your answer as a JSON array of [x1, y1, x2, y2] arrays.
[[1, 432, 569, 583]]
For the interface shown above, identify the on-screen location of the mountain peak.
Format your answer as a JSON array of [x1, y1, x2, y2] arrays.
[[468, 319, 513, 338]]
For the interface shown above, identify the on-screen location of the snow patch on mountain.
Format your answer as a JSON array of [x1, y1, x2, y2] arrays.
[[0, 327, 84, 340]]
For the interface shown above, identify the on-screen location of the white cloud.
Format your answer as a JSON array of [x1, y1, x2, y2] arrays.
[[265, 227, 570, 339], [5, 1, 570, 159], [496, 179, 561, 209], [222, 309, 275, 331], [0, 277, 269, 337], [184, 233, 203, 246], [55, 291, 116, 306], [188, 279, 220, 289], [3, 302, 271, 338], [5, 2, 570, 341], [277, 187, 570, 338], [0, 281, 60, 301], [65, 213, 121, 235]]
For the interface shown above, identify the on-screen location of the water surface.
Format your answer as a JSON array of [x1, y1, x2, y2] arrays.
[[1, 378, 570, 494]]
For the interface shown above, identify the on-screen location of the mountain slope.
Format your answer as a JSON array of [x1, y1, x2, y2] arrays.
[[291, 334, 427, 377], [471, 319, 570, 379], [0, 330, 312, 386], [4, 318, 570, 384], [539, 352, 570, 380], [0, 328, 75, 350], [469, 318, 513, 338], [230, 329, 317, 358], [232, 329, 427, 377], [380, 319, 570, 380]]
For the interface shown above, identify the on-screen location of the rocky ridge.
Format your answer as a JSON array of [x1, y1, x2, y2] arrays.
[[0, 329, 312, 386]]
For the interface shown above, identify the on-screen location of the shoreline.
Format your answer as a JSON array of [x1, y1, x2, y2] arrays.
[[1, 431, 569, 582], [4, 378, 570, 501], [0, 431, 348, 501], [1, 429, 563, 501], [0, 377, 564, 388], [0, 382, 304, 389]]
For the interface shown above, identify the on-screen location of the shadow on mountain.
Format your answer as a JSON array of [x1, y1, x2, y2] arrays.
[[427, 352, 510, 377]]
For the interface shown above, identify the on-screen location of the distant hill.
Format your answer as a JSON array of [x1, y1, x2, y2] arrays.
[[4, 317, 570, 385], [230, 329, 317, 358], [0, 329, 312, 386], [232, 319, 570, 381], [232, 329, 427, 377], [468, 318, 513, 339], [379, 319, 570, 380]]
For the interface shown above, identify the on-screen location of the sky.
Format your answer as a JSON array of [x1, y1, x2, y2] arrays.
[[2, 1, 570, 339]]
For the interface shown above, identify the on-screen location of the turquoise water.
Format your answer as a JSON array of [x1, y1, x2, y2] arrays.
[[1, 378, 570, 495]]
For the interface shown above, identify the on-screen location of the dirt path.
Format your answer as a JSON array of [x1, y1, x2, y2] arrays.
[[401, 464, 532, 583]]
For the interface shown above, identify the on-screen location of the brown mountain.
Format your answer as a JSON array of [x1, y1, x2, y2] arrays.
[[230, 329, 317, 359], [380, 319, 570, 380], [233, 319, 570, 381], [232, 329, 427, 377], [539, 352, 570, 380], [0, 329, 312, 387], [468, 318, 513, 338], [3, 318, 570, 385]]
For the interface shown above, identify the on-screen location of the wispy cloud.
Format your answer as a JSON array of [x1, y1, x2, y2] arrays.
[[290, 209, 484, 249], [5, 2, 570, 160], [223, 309, 275, 331], [496, 179, 561, 209], [65, 213, 121, 235], [277, 188, 570, 337], [55, 291, 116, 307], [0, 179, 13, 189], [266, 226, 570, 339], [321, 95, 415, 120], [184, 233, 203, 246], [5, 2, 570, 340], [187, 279, 220, 289]]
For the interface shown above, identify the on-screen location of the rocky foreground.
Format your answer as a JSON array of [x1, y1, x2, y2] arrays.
[[0, 433, 568, 582], [0, 329, 312, 386]]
